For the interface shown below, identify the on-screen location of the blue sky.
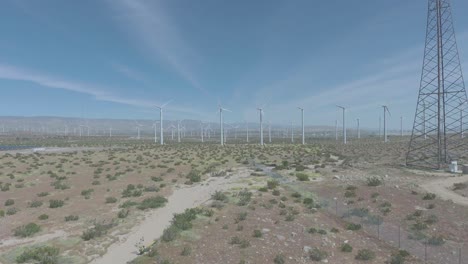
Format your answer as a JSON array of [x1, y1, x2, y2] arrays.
[[1, 0, 468, 130]]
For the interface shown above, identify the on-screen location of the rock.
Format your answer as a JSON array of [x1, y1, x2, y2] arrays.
[[303, 246, 312, 253], [262, 228, 270, 234], [394, 185, 399, 189], [333, 175, 340, 180], [291, 232, 297, 237], [276, 235, 286, 241]]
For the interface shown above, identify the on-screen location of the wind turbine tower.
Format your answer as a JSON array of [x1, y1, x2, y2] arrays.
[[298, 107, 304, 145], [257, 108, 264, 146], [156, 100, 171, 145], [337, 106, 346, 144]]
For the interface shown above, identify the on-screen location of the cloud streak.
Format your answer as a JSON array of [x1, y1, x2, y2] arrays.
[[0, 63, 209, 117], [108, 0, 208, 95]]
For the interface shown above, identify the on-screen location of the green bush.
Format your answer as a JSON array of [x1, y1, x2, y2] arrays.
[[29, 200, 43, 208], [341, 243, 353, 252], [118, 209, 129, 218], [188, 170, 201, 183], [267, 180, 279, 189], [355, 249, 375, 261], [212, 191, 227, 201], [346, 223, 362, 231], [162, 226, 179, 242], [253, 229, 262, 238], [422, 193, 436, 200], [16, 246, 59, 264], [14, 223, 41, 237], [273, 254, 285, 264], [49, 200, 64, 208], [81, 221, 116, 241], [5, 199, 14, 206], [137, 196, 168, 210], [309, 247, 328, 261], [105, 197, 117, 204], [38, 214, 49, 220], [65, 215, 79, 221], [366, 176, 383, 186], [296, 173, 309, 181]]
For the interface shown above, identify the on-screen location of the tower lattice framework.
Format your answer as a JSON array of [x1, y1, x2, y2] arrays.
[[406, 0, 468, 169]]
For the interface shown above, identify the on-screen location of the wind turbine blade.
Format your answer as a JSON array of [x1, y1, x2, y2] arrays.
[[161, 99, 173, 108]]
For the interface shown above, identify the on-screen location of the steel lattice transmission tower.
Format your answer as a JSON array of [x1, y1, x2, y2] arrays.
[[406, 0, 468, 169]]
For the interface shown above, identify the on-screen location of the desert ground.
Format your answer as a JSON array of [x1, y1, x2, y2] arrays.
[[0, 136, 467, 264]]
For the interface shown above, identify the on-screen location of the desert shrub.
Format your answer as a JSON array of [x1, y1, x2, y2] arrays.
[[426, 235, 445, 246], [388, 250, 410, 264], [37, 192, 49, 197], [341, 243, 353, 252], [29, 200, 43, 208], [309, 247, 328, 261], [65, 215, 79, 221], [258, 187, 268, 192], [162, 226, 178, 242], [348, 208, 369, 218], [81, 221, 116, 241], [5, 199, 14, 206], [411, 221, 428, 231], [137, 196, 167, 210], [239, 239, 250, 248], [291, 192, 302, 198], [344, 190, 356, 198], [273, 254, 285, 264], [272, 189, 280, 196], [422, 193, 436, 200], [355, 249, 375, 261], [212, 191, 227, 201], [303, 197, 314, 206], [119, 200, 138, 208], [188, 170, 201, 183], [7, 207, 18, 215], [424, 214, 438, 225], [118, 209, 129, 218], [49, 200, 64, 208], [253, 229, 262, 238], [230, 236, 241, 244], [235, 212, 248, 223], [38, 214, 49, 220], [14, 223, 41, 237], [181, 246, 191, 256], [0, 210, 4, 217], [105, 197, 117, 204], [453, 182, 467, 191], [296, 173, 309, 181], [267, 180, 279, 189], [366, 176, 383, 186], [237, 189, 252, 206], [16, 246, 59, 264], [346, 223, 362, 231]]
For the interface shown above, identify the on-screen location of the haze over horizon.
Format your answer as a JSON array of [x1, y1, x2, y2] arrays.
[[1, 0, 468, 129]]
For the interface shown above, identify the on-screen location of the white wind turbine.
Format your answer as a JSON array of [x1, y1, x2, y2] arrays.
[[290, 121, 294, 143], [155, 100, 172, 145], [298, 107, 305, 145], [257, 108, 264, 146], [219, 105, 231, 146], [382, 105, 391, 143], [356, 118, 360, 139], [337, 105, 346, 144], [177, 121, 181, 143], [246, 121, 249, 143]]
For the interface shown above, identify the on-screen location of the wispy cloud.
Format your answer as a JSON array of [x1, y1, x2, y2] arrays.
[[108, 0, 208, 95], [0, 63, 209, 117], [111, 62, 149, 85]]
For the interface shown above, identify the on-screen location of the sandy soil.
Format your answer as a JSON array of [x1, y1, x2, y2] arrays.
[[421, 174, 468, 206], [91, 168, 251, 264]]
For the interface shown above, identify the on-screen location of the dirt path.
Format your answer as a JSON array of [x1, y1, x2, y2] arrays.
[[91, 168, 251, 264], [421, 174, 468, 206]]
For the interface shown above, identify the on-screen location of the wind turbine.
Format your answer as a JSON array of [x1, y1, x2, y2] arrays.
[[400, 116, 403, 137], [357, 118, 360, 139], [337, 105, 346, 144], [155, 100, 172, 145], [290, 121, 294, 143], [177, 121, 181, 143], [382, 105, 391, 143], [379, 115, 382, 138], [298, 107, 305, 145], [257, 108, 264, 146], [152, 121, 159, 143], [219, 105, 231, 146], [246, 121, 249, 143], [109, 127, 112, 138], [268, 121, 272, 143], [200, 122, 204, 143]]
